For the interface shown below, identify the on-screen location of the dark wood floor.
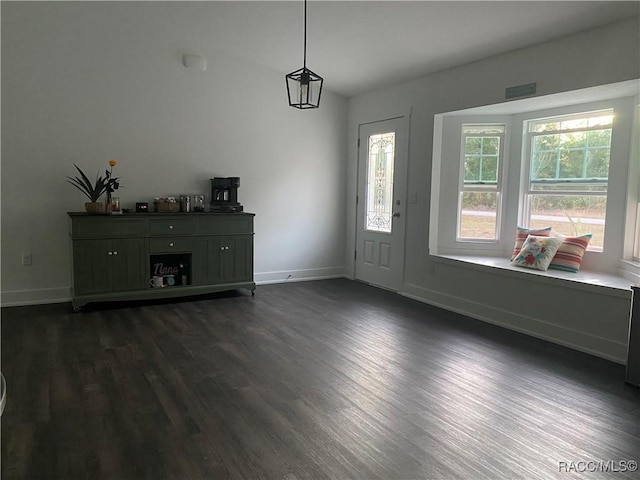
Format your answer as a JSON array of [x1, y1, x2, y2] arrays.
[[2, 279, 639, 479]]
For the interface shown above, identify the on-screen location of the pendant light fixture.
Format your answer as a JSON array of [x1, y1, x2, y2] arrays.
[[285, 0, 323, 109]]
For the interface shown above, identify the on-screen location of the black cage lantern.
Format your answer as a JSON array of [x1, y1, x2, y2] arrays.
[[285, 0, 323, 109], [286, 67, 323, 109]]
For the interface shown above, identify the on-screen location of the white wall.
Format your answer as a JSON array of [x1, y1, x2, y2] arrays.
[[1, 2, 348, 305], [347, 18, 640, 363]]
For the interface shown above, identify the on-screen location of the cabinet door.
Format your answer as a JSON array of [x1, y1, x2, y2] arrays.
[[193, 237, 224, 285], [73, 239, 112, 295], [222, 235, 253, 283], [192, 235, 253, 286], [111, 238, 148, 291]]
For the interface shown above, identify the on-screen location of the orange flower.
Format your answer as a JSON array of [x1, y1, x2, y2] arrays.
[[108, 159, 117, 167]]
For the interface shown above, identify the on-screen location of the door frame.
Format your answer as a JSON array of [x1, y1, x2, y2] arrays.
[[353, 111, 411, 290]]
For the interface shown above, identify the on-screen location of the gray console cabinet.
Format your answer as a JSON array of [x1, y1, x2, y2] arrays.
[[68, 212, 255, 310]]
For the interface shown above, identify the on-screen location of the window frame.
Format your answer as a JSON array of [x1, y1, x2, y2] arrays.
[[626, 103, 640, 266], [456, 124, 506, 243], [634, 201, 640, 262], [519, 110, 614, 252]]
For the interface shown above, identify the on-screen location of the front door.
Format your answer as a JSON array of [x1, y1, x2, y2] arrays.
[[355, 117, 408, 291]]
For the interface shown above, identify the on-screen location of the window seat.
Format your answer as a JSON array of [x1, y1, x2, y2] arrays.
[[433, 254, 635, 299]]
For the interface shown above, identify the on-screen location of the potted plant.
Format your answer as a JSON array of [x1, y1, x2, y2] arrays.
[[66, 164, 109, 213]]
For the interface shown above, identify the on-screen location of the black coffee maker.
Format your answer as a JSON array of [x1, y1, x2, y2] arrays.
[[210, 177, 243, 212]]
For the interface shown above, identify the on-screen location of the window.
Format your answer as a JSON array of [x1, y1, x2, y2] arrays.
[[634, 201, 640, 262], [457, 125, 505, 241], [523, 111, 613, 250], [430, 84, 638, 272], [631, 104, 640, 264]]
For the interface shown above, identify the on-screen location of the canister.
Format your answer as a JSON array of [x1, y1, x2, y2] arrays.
[[180, 195, 191, 212]]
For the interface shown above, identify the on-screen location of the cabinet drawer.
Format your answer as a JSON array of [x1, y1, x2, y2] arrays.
[[196, 215, 253, 235], [149, 217, 194, 236], [149, 237, 194, 253], [71, 217, 147, 239]]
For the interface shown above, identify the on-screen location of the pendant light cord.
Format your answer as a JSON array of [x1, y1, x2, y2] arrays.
[[303, 0, 307, 68]]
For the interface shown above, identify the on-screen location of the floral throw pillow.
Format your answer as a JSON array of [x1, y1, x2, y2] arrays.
[[511, 226, 552, 260], [548, 233, 592, 273], [511, 235, 563, 271]]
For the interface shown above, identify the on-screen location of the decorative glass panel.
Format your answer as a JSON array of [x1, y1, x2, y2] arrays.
[[365, 132, 395, 233]]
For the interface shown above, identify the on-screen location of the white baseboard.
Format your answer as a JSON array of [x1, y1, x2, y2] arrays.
[[1, 287, 71, 307], [255, 267, 347, 285], [400, 282, 628, 365]]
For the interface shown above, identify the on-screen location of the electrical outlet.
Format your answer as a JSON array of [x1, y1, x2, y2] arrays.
[[22, 253, 33, 266]]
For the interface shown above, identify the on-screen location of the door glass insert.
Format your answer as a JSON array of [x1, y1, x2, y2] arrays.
[[365, 132, 395, 233]]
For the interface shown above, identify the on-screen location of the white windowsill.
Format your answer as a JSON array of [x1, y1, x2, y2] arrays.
[[433, 254, 636, 299], [620, 259, 640, 285]]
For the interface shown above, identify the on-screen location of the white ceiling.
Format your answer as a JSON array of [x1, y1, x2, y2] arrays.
[[130, 1, 640, 97]]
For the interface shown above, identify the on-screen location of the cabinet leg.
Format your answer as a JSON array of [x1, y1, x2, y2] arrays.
[[72, 300, 86, 312]]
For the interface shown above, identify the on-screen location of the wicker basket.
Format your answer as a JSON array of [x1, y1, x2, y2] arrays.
[[154, 201, 180, 213]]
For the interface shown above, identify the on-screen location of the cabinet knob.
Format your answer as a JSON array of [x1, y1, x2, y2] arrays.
[[169, 225, 174, 230], [108, 251, 113, 256], [220, 246, 225, 251], [169, 242, 174, 247], [225, 246, 230, 250], [113, 251, 118, 255]]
